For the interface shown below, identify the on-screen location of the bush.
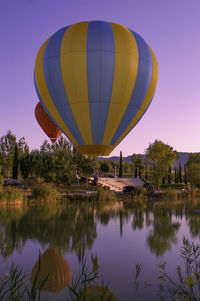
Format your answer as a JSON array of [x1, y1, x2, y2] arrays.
[[160, 183, 186, 190], [31, 183, 59, 201], [96, 187, 117, 202], [0, 188, 25, 202], [131, 186, 145, 197]]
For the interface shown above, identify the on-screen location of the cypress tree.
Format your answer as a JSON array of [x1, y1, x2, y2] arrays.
[[184, 164, 187, 185], [179, 163, 182, 184], [168, 166, 171, 184], [162, 176, 165, 184], [174, 167, 177, 183], [12, 144, 19, 179], [119, 151, 123, 178], [145, 163, 148, 180]]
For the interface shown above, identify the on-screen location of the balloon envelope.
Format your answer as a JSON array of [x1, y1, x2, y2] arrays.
[[35, 102, 62, 143], [34, 21, 158, 156], [31, 248, 71, 292]]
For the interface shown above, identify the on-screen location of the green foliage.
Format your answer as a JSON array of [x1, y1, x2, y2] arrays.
[[0, 264, 45, 301], [160, 183, 186, 190], [187, 163, 200, 188], [145, 140, 178, 189], [96, 187, 117, 202], [167, 165, 171, 184], [31, 183, 59, 201], [100, 162, 109, 176], [156, 237, 200, 300], [131, 154, 143, 177], [175, 167, 177, 183], [187, 153, 200, 166], [0, 130, 16, 177], [12, 144, 19, 179], [184, 164, 187, 185], [119, 151, 123, 178], [0, 188, 25, 202], [131, 186, 145, 197], [179, 163, 182, 184]]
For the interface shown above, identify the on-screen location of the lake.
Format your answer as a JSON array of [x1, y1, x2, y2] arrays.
[[0, 198, 200, 300]]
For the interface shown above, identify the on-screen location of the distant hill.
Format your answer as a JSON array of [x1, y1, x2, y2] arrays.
[[99, 152, 190, 169]]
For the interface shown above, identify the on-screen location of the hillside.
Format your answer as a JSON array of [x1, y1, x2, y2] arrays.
[[99, 152, 190, 169]]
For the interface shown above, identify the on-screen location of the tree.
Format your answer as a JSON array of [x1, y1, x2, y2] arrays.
[[187, 163, 200, 188], [0, 131, 16, 177], [187, 153, 200, 166], [131, 154, 137, 177], [145, 161, 148, 180], [179, 163, 182, 184], [184, 164, 187, 185], [174, 167, 177, 183], [52, 148, 75, 188], [100, 162, 109, 177], [145, 140, 178, 189], [12, 144, 19, 179], [119, 151, 123, 178], [168, 166, 171, 184]]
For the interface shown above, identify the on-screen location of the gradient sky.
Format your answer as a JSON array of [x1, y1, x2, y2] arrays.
[[1, 0, 200, 156]]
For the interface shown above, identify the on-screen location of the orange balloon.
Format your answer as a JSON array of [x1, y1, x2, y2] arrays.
[[31, 248, 71, 292], [35, 102, 62, 143]]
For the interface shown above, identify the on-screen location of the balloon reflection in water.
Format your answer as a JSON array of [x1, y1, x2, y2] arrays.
[[75, 285, 117, 301], [31, 248, 71, 292]]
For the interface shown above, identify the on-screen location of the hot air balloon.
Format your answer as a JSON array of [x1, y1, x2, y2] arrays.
[[35, 102, 62, 143], [31, 248, 71, 292], [34, 21, 158, 156]]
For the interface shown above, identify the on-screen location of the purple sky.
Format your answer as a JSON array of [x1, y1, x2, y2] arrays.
[[1, 0, 200, 156]]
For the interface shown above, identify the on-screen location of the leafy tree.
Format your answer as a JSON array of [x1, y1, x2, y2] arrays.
[[137, 155, 143, 178], [187, 163, 200, 188], [12, 144, 19, 179], [52, 148, 75, 188], [187, 153, 200, 166], [145, 140, 178, 189], [119, 151, 123, 178], [19, 152, 31, 180], [100, 162, 109, 177], [131, 154, 137, 177], [0, 131, 16, 177]]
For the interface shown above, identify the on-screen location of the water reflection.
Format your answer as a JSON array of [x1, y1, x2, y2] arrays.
[[147, 207, 180, 256], [0, 200, 200, 261], [31, 248, 71, 292]]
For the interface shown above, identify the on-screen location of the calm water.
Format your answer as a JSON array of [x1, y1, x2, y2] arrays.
[[0, 199, 200, 300]]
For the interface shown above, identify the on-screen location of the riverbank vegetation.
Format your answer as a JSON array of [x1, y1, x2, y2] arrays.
[[1, 131, 200, 203]]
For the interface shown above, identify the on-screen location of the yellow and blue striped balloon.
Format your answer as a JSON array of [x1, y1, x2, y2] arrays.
[[34, 21, 158, 156]]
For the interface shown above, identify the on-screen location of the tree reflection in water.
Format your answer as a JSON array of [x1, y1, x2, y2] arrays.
[[0, 200, 200, 260], [146, 207, 180, 256]]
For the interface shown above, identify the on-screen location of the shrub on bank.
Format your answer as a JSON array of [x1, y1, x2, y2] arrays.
[[96, 186, 117, 202], [31, 183, 59, 201], [160, 183, 186, 190], [0, 188, 25, 202], [131, 186, 145, 197]]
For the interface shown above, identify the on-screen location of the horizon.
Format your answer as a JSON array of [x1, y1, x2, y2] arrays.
[[1, 0, 200, 156]]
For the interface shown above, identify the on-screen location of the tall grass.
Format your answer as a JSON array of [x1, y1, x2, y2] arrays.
[[0, 188, 25, 203], [96, 187, 117, 202], [30, 183, 60, 202], [0, 264, 44, 301]]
